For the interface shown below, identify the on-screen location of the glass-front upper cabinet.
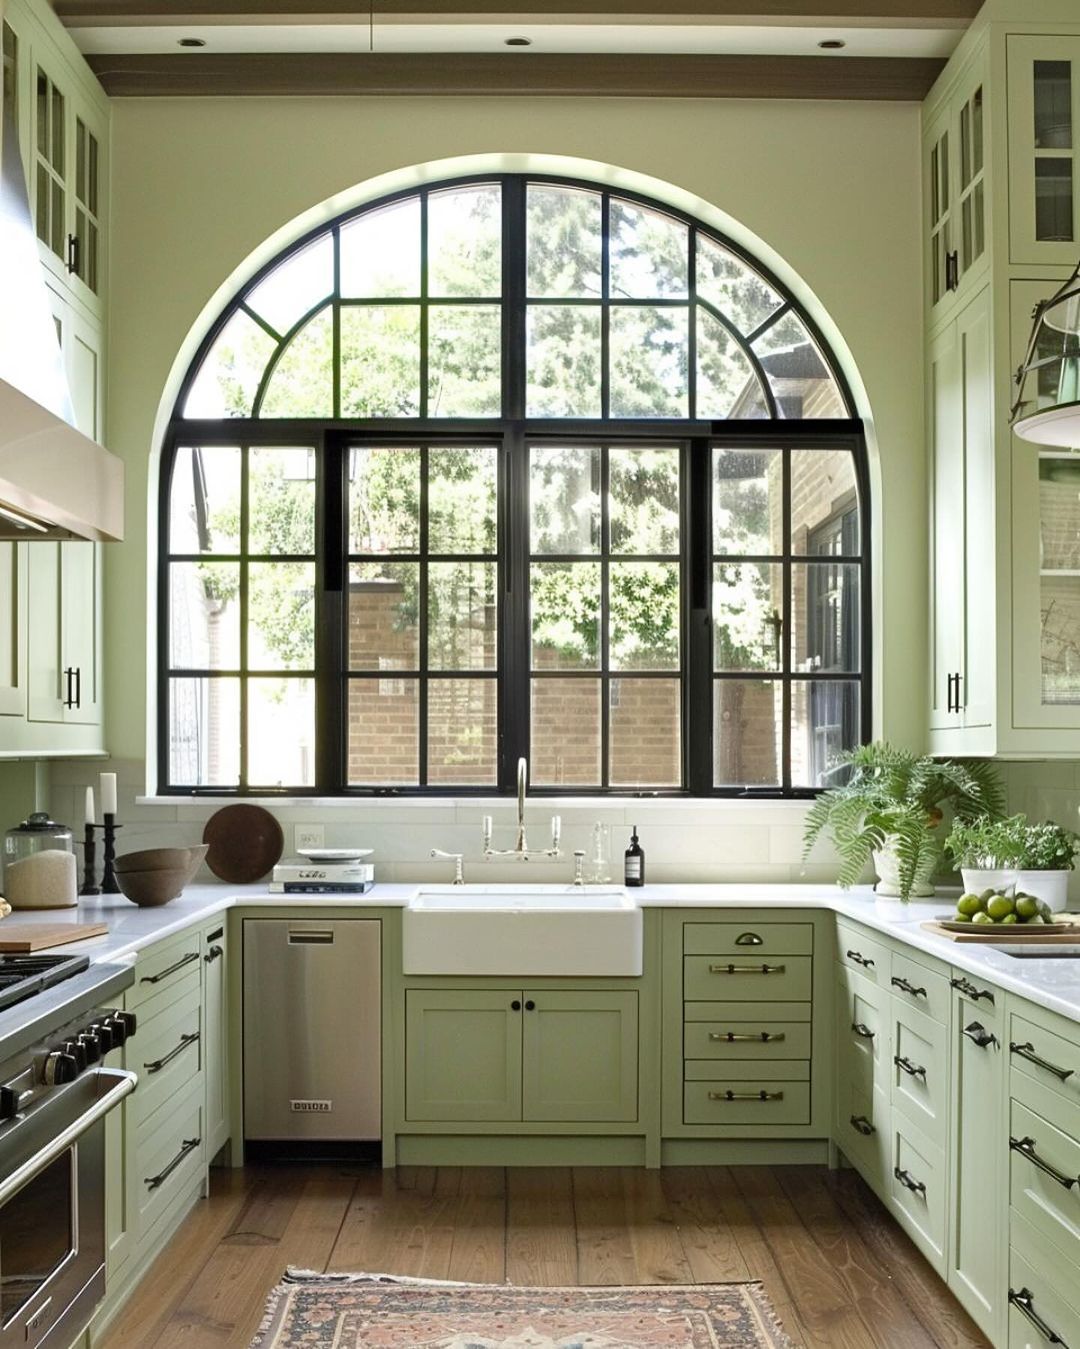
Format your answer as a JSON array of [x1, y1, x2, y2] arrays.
[[1008, 35, 1080, 265]]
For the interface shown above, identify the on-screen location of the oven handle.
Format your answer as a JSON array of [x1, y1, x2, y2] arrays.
[[0, 1069, 137, 1208]]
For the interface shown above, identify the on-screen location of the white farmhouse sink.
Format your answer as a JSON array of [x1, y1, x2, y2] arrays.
[[403, 885, 642, 976]]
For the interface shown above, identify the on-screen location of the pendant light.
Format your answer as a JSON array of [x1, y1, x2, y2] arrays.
[[1011, 259, 1080, 446]]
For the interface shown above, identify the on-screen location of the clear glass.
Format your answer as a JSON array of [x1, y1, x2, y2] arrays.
[[348, 678, 419, 785], [259, 307, 333, 417], [2, 24, 17, 136], [530, 562, 601, 670], [609, 306, 689, 418], [609, 446, 680, 554], [712, 447, 781, 557], [248, 447, 316, 555], [530, 445, 601, 553], [340, 306, 421, 417], [183, 312, 276, 418], [169, 677, 240, 786], [697, 309, 767, 419], [792, 562, 861, 673], [609, 561, 680, 670], [526, 185, 603, 298], [427, 677, 498, 784], [247, 235, 334, 334], [348, 562, 419, 671], [428, 305, 501, 415], [609, 199, 688, 299], [526, 305, 602, 417], [1034, 60, 1072, 151], [169, 562, 240, 669], [428, 446, 497, 554], [248, 562, 316, 670], [428, 561, 498, 671], [427, 184, 502, 297], [530, 679, 601, 786], [248, 678, 315, 786], [713, 679, 781, 787], [752, 313, 846, 419], [696, 235, 782, 335], [791, 450, 860, 552], [339, 197, 421, 298], [348, 446, 421, 554], [1035, 158, 1075, 243], [790, 679, 860, 788], [713, 562, 783, 673], [609, 677, 681, 786], [585, 822, 612, 883], [1039, 454, 1080, 705], [169, 446, 242, 554]]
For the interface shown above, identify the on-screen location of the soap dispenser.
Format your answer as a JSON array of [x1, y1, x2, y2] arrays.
[[624, 826, 645, 888]]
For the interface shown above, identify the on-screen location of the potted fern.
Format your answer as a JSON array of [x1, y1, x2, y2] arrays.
[[802, 743, 1004, 901]]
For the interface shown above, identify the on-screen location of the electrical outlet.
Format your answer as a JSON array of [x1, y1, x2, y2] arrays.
[[295, 825, 325, 852]]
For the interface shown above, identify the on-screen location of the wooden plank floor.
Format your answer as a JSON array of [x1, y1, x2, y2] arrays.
[[99, 1164, 992, 1349]]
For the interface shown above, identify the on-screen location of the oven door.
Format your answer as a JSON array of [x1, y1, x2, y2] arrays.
[[0, 1069, 136, 1349]]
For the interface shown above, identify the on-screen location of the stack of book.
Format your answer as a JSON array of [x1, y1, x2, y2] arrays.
[[268, 860, 375, 894]]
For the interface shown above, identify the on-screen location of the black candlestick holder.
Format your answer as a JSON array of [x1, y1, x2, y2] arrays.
[[99, 814, 122, 895], [79, 822, 100, 896]]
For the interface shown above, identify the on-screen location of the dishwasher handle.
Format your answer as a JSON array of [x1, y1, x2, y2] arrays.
[[287, 929, 335, 944]]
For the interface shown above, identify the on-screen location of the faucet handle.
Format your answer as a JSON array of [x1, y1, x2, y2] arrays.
[[430, 849, 465, 885]]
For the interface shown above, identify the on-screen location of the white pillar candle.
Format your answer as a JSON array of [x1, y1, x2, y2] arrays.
[[84, 785, 95, 826], [100, 772, 117, 817]]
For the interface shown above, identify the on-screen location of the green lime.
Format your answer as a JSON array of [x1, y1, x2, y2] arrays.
[[957, 893, 983, 916], [971, 911, 994, 925], [987, 895, 1015, 921], [1000, 913, 1019, 924], [979, 889, 997, 902], [1016, 896, 1040, 921], [1040, 901, 1053, 921], [952, 911, 973, 922]]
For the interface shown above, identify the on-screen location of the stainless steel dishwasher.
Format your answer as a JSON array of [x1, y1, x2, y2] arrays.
[[243, 919, 381, 1148]]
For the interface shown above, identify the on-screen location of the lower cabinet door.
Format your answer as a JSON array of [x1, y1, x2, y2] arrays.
[[405, 990, 523, 1122], [1008, 1215, 1080, 1349], [521, 990, 638, 1123], [889, 1114, 948, 1275]]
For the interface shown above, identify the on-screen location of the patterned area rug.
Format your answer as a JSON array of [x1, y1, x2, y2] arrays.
[[251, 1270, 796, 1348]]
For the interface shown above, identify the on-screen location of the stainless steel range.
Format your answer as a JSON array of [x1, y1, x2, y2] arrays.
[[0, 951, 136, 1349]]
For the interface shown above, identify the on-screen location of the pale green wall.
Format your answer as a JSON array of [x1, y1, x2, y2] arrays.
[[104, 95, 926, 777]]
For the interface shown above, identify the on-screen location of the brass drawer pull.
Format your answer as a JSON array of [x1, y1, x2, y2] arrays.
[[1010, 1041, 1076, 1083], [893, 1166, 926, 1197], [735, 932, 764, 946], [851, 1022, 876, 1040], [891, 975, 927, 998], [846, 950, 875, 968], [1010, 1135, 1079, 1191], [707, 1089, 784, 1102], [950, 976, 994, 1005], [893, 1054, 927, 1079], [145, 1137, 201, 1190], [962, 1021, 998, 1050], [139, 951, 199, 985], [1008, 1288, 1068, 1346], [708, 1031, 786, 1044], [850, 1115, 875, 1136], [708, 963, 786, 975], [144, 1031, 200, 1075]]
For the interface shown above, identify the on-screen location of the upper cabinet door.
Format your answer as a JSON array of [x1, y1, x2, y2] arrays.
[[1008, 35, 1080, 266], [0, 544, 27, 719]]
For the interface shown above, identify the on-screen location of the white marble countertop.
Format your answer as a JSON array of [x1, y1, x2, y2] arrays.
[[3, 882, 1079, 1024]]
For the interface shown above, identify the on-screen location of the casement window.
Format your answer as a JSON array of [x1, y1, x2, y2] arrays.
[[160, 176, 869, 795]]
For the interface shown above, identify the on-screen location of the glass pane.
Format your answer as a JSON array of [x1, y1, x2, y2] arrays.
[[169, 677, 240, 786], [972, 87, 984, 175], [713, 679, 781, 787], [752, 313, 846, 418], [248, 562, 315, 670], [696, 235, 783, 335], [50, 83, 63, 172], [35, 163, 47, 245], [610, 446, 680, 554], [339, 197, 421, 298], [526, 185, 603, 298], [713, 562, 783, 673], [36, 68, 46, 157], [248, 678, 315, 786], [610, 306, 688, 418], [530, 445, 601, 554], [1034, 60, 1072, 150], [428, 561, 497, 671], [429, 446, 497, 554], [428, 184, 501, 298], [259, 307, 333, 417], [169, 563, 239, 669], [183, 312, 277, 418], [2, 25, 17, 136], [428, 305, 501, 416], [791, 451, 860, 553], [609, 199, 688, 299], [1035, 158, 1074, 243], [427, 677, 498, 784], [88, 130, 98, 213], [1040, 455, 1080, 568], [348, 562, 419, 671], [246, 235, 334, 335], [531, 562, 601, 670], [0, 1152, 72, 1324], [340, 305, 421, 417], [50, 178, 63, 257], [348, 446, 420, 554], [248, 447, 316, 555], [169, 446, 242, 554], [1041, 574, 1080, 704], [610, 561, 680, 670], [610, 677, 681, 786], [531, 679, 601, 786], [348, 677, 419, 785], [712, 447, 781, 557], [697, 309, 768, 419], [526, 305, 602, 417], [791, 679, 860, 788], [793, 563, 861, 673], [76, 119, 86, 203]]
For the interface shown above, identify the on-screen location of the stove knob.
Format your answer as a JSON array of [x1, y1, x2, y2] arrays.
[[91, 1022, 116, 1054], [104, 1012, 135, 1047], [0, 1085, 24, 1120], [60, 1038, 87, 1072], [77, 1032, 102, 1064], [43, 1051, 78, 1085]]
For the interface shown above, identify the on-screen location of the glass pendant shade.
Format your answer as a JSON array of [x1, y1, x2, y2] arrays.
[[1012, 262, 1080, 446]]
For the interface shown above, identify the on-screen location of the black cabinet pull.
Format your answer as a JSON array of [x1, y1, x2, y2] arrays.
[[954, 672, 963, 709], [946, 673, 956, 713], [145, 1137, 200, 1190], [510, 1000, 521, 1011], [950, 976, 994, 1005], [846, 950, 874, 969], [139, 951, 199, 985], [204, 945, 223, 964], [893, 1166, 926, 1197], [850, 1115, 875, 1136], [891, 976, 927, 999], [67, 232, 80, 274], [144, 1031, 199, 1075], [945, 250, 959, 292], [851, 1022, 876, 1040], [1010, 1041, 1075, 1083], [62, 667, 75, 708], [962, 1022, 998, 1050], [894, 1054, 927, 1078], [207, 927, 224, 942], [1010, 1136, 1079, 1191], [1008, 1288, 1067, 1346], [524, 1000, 536, 1011]]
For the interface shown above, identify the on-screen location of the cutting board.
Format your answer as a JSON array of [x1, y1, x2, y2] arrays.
[[921, 919, 1080, 944], [0, 922, 108, 952]]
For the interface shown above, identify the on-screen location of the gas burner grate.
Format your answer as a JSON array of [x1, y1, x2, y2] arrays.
[[0, 953, 91, 1013]]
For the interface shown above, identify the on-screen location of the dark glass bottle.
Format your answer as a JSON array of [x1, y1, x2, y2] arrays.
[[624, 826, 645, 887]]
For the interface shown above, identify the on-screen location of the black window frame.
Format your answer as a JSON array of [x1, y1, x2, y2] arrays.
[[158, 172, 871, 798]]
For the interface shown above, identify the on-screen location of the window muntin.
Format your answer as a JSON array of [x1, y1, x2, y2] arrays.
[[162, 175, 866, 796]]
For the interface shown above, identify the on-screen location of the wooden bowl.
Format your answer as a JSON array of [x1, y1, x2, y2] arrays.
[[115, 867, 188, 906], [116, 845, 209, 885]]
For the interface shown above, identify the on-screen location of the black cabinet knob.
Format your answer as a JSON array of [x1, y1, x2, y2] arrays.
[[524, 1000, 536, 1011], [511, 1000, 521, 1011]]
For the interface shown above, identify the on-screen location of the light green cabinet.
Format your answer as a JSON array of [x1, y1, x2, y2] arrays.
[[0, 543, 27, 718], [522, 990, 637, 1123], [405, 990, 523, 1123], [202, 919, 230, 1160]]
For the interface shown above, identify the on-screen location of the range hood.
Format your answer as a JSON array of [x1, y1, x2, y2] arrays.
[[0, 109, 123, 541]]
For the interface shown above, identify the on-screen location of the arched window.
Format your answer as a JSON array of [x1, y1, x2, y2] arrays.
[[161, 175, 869, 796]]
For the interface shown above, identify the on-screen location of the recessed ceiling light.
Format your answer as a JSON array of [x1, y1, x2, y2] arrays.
[[504, 37, 532, 47], [818, 39, 846, 50], [178, 37, 207, 48]]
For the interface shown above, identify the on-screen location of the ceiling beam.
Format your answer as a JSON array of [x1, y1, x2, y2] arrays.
[[85, 50, 946, 97]]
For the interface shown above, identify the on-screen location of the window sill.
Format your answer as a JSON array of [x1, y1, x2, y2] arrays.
[[135, 793, 817, 812]]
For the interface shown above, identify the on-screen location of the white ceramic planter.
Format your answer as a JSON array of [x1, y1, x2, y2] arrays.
[[959, 867, 1016, 897], [1013, 869, 1071, 912], [872, 840, 936, 900]]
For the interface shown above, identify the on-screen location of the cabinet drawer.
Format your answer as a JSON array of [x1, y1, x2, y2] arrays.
[[684, 955, 811, 1002], [683, 922, 813, 957], [890, 950, 950, 1024], [684, 1059, 810, 1084], [1009, 1097, 1080, 1269], [837, 1071, 888, 1189], [837, 970, 888, 1100], [684, 1079, 810, 1126], [950, 967, 1002, 1020], [890, 1001, 949, 1145], [131, 989, 202, 1130], [684, 1019, 811, 1060], [1010, 1013, 1080, 1114], [888, 1115, 947, 1273], [1008, 1217, 1080, 1349], [837, 921, 889, 985], [135, 1090, 204, 1235], [129, 936, 202, 1013]]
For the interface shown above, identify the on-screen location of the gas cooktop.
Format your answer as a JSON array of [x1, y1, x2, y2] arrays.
[[0, 953, 91, 1014]]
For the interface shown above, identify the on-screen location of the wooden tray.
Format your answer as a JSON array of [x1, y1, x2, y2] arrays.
[[0, 922, 108, 952], [203, 804, 284, 883], [922, 919, 1080, 944]]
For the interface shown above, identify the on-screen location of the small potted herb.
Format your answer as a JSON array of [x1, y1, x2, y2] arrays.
[[944, 815, 1021, 896], [1013, 820, 1078, 912]]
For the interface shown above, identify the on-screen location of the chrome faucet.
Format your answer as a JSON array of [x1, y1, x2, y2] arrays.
[[430, 849, 465, 885], [482, 757, 562, 861]]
